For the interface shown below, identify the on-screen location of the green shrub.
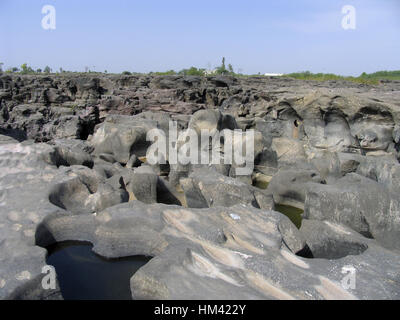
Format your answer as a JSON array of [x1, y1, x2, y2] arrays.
[[20, 63, 34, 74], [285, 71, 389, 85], [179, 67, 205, 76]]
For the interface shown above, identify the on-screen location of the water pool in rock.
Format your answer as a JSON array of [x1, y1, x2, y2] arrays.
[[275, 204, 304, 229], [253, 180, 269, 189], [46, 241, 152, 300]]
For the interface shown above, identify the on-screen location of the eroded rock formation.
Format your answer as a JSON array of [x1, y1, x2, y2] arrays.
[[1, 74, 400, 300]]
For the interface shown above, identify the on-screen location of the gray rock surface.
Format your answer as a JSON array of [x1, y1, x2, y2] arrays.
[[304, 173, 400, 250], [1, 75, 400, 300], [268, 169, 325, 208], [181, 167, 274, 210], [91, 115, 156, 164]]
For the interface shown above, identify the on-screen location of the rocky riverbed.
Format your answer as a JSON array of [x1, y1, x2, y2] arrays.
[[0, 73, 400, 300]]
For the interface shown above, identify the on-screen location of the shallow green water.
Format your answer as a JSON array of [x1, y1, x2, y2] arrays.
[[254, 180, 269, 189], [275, 204, 304, 229], [252, 180, 303, 228]]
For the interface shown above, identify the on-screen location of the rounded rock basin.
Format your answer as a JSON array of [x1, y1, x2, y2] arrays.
[[46, 241, 152, 300]]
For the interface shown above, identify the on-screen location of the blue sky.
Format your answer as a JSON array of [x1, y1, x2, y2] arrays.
[[0, 0, 399, 75]]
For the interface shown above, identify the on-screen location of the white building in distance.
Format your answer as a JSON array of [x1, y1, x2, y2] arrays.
[[204, 69, 218, 75], [264, 73, 284, 77]]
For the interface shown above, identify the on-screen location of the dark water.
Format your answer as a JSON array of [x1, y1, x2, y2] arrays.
[[275, 204, 304, 229], [46, 241, 152, 300]]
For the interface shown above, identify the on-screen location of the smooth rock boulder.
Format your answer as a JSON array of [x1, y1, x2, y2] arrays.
[[304, 173, 400, 250], [0, 133, 19, 145], [48, 165, 128, 214], [51, 139, 94, 168], [124, 166, 158, 204], [268, 169, 325, 208], [278, 216, 310, 256], [188, 109, 238, 135], [271, 137, 308, 168], [181, 167, 274, 210], [91, 115, 157, 164], [300, 220, 369, 259], [356, 155, 400, 194]]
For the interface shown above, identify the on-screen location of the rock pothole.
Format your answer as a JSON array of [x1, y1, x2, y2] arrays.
[[300, 220, 369, 260], [307, 239, 368, 260], [45, 241, 152, 300], [48, 168, 128, 214]]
